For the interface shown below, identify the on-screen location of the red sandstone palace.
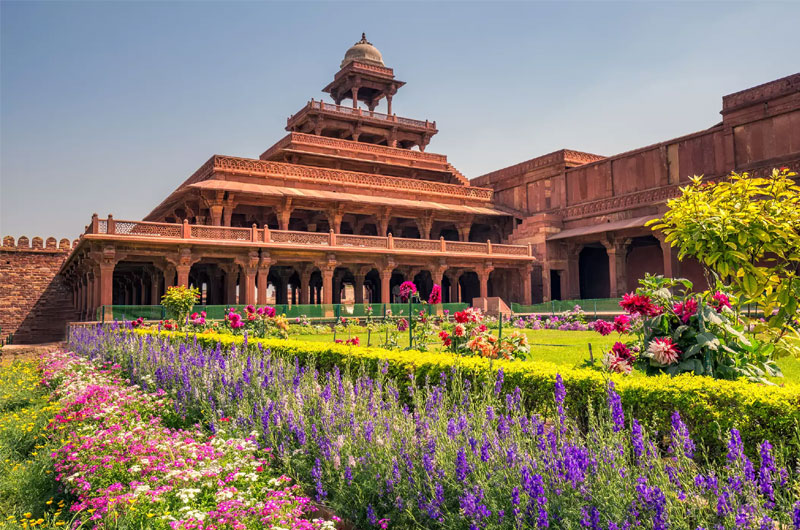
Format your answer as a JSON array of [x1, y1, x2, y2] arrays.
[[2, 35, 799, 342]]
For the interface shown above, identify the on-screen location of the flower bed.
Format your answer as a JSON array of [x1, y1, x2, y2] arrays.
[[81, 326, 800, 461], [38, 350, 337, 529], [68, 327, 800, 529]]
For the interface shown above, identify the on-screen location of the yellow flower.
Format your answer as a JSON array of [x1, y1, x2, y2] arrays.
[[23, 513, 32, 518]]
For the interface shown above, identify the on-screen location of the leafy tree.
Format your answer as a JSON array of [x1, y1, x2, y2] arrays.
[[650, 167, 800, 357], [160, 286, 200, 328]]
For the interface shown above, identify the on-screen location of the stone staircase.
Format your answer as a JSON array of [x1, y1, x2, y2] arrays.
[[447, 163, 471, 187]]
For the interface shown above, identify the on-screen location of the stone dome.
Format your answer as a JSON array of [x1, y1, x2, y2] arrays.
[[341, 33, 385, 68]]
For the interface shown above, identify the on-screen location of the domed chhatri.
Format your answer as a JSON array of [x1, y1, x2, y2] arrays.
[[341, 33, 385, 68]]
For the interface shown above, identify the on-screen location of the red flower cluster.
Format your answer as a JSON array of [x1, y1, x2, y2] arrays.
[[346, 337, 360, 346], [130, 317, 145, 328], [620, 293, 662, 317], [673, 298, 698, 324], [160, 320, 177, 331], [438, 330, 451, 346], [454, 308, 482, 324], [399, 281, 417, 302]]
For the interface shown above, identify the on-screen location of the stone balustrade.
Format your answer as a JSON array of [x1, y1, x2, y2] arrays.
[[85, 215, 534, 259]]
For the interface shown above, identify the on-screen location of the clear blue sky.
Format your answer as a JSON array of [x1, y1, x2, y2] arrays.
[[1, 1, 798, 240]]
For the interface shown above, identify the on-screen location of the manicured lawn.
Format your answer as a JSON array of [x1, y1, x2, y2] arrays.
[[293, 328, 800, 383]]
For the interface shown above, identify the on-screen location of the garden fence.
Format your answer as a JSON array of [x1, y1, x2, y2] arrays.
[[93, 302, 470, 323], [512, 298, 623, 318]]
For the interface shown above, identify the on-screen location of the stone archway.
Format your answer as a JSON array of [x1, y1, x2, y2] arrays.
[[579, 245, 610, 299], [459, 271, 480, 304]]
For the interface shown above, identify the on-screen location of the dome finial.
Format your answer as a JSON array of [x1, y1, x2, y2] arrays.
[[341, 33, 384, 68]]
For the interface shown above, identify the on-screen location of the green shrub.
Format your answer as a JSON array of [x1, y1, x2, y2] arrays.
[[132, 329, 800, 459], [160, 285, 200, 327]]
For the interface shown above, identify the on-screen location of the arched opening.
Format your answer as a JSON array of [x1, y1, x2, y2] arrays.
[[459, 271, 480, 305], [400, 225, 420, 239], [441, 274, 453, 303], [412, 270, 433, 301], [626, 236, 662, 292], [579, 244, 610, 299], [550, 270, 562, 301], [334, 267, 355, 304], [364, 269, 381, 303], [389, 271, 406, 303], [469, 223, 500, 243]]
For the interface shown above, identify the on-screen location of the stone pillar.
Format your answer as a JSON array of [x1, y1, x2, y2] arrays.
[[457, 223, 471, 242], [222, 198, 235, 227], [354, 273, 365, 304], [257, 265, 270, 306], [241, 267, 257, 305], [656, 233, 677, 279], [224, 265, 238, 305], [164, 264, 176, 290], [98, 261, 115, 311], [604, 239, 629, 298], [210, 203, 223, 226], [478, 267, 493, 299], [415, 215, 433, 240], [521, 266, 533, 305], [92, 270, 102, 320], [176, 265, 191, 288], [150, 270, 161, 305], [322, 267, 334, 305], [379, 267, 392, 304], [300, 268, 312, 305], [351, 86, 358, 108]]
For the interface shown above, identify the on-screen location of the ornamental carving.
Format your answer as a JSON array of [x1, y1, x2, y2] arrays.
[[207, 155, 493, 202]]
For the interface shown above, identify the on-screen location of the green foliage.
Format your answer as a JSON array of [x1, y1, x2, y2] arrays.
[[133, 329, 800, 460], [650, 167, 800, 357], [160, 285, 200, 328]]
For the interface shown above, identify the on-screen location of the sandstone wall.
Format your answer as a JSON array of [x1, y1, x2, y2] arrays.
[[0, 236, 78, 344]]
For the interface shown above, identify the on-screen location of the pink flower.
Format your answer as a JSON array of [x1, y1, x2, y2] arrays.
[[647, 337, 681, 365], [673, 298, 698, 324], [592, 320, 614, 336], [712, 292, 731, 312], [620, 293, 662, 317], [428, 284, 442, 304], [399, 281, 417, 302], [613, 314, 631, 334], [453, 323, 466, 337], [397, 318, 408, 332]]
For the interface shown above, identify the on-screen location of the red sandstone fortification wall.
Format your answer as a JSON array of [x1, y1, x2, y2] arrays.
[[1, 236, 78, 344]]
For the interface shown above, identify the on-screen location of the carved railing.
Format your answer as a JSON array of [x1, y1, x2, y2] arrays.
[[84, 216, 534, 259], [206, 155, 494, 201], [288, 100, 436, 131], [261, 132, 448, 163]]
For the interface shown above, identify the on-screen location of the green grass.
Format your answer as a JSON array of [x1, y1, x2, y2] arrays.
[[292, 328, 800, 383]]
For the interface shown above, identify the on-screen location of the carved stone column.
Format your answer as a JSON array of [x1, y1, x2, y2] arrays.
[[655, 232, 677, 279], [236, 251, 259, 305], [163, 264, 176, 290], [257, 264, 270, 306], [603, 238, 630, 298], [415, 214, 433, 240], [521, 265, 533, 305], [457, 223, 471, 242], [379, 266, 392, 305], [222, 196, 235, 227], [327, 206, 343, 234], [300, 266, 312, 305], [354, 272, 365, 304], [277, 199, 293, 231], [150, 269, 160, 305], [222, 264, 238, 305], [210, 203, 223, 226], [321, 254, 337, 305], [377, 208, 391, 236], [478, 264, 494, 299]]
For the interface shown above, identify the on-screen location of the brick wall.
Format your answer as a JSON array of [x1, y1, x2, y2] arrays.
[[1, 236, 78, 344]]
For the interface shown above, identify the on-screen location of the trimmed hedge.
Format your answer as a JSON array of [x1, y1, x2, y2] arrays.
[[131, 329, 800, 459]]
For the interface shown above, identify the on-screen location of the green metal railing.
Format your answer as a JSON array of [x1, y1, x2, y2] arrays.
[[94, 302, 470, 323], [512, 298, 623, 318]]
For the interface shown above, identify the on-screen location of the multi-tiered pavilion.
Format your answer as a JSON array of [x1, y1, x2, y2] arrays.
[[61, 34, 535, 319]]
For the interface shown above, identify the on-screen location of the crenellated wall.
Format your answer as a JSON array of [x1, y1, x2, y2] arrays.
[[1, 236, 79, 344]]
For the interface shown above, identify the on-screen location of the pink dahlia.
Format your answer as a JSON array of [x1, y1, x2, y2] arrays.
[[428, 284, 442, 304], [673, 298, 698, 324], [647, 337, 681, 365], [592, 320, 615, 336], [613, 314, 631, 334], [620, 293, 662, 317], [399, 281, 418, 302], [712, 292, 731, 312]]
